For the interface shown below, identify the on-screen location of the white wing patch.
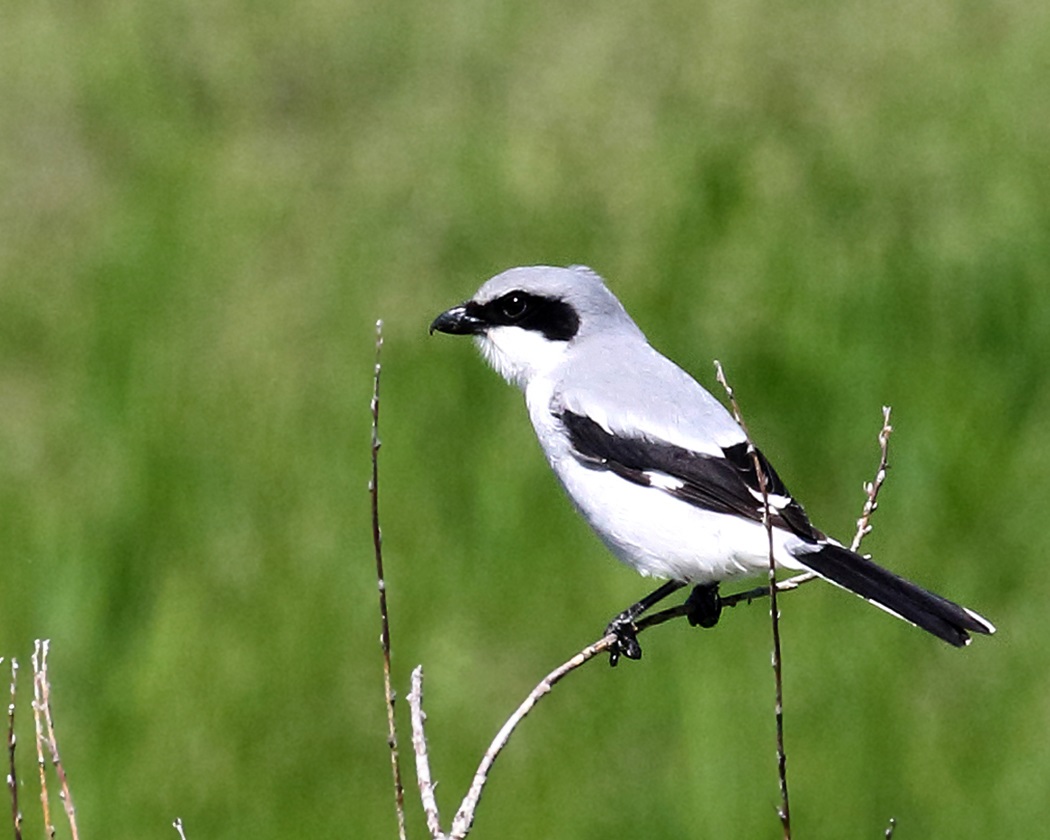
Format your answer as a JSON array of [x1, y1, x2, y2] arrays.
[[643, 470, 686, 492], [746, 486, 795, 511]]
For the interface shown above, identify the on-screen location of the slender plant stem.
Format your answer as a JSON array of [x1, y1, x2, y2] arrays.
[[447, 636, 610, 839], [850, 407, 892, 553], [5, 658, 20, 840], [370, 320, 408, 840], [34, 641, 79, 840], [408, 667, 445, 839], [715, 361, 791, 839], [30, 643, 52, 840]]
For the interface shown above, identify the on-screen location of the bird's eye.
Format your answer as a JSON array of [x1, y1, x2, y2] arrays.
[[500, 293, 529, 321]]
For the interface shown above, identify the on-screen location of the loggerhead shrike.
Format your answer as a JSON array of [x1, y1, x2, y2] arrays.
[[431, 265, 995, 664]]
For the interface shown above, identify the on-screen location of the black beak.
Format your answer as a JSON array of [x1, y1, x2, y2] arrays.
[[429, 303, 486, 336]]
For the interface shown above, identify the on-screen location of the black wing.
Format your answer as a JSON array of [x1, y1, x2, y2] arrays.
[[559, 410, 822, 542]]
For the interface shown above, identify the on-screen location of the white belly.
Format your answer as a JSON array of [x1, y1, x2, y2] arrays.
[[553, 453, 808, 584]]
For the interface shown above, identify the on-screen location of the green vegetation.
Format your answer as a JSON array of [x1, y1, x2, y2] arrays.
[[2, 0, 1047, 837]]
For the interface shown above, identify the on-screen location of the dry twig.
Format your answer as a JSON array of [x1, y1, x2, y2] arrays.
[[714, 360, 791, 839], [5, 658, 20, 840], [851, 407, 893, 553], [407, 667, 443, 838], [30, 644, 53, 839], [407, 629, 616, 840], [370, 320, 409, 840], [33, 640, 79, 840]]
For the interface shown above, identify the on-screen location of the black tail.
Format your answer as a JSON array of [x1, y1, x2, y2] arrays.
[[798, 543, 996, 647]]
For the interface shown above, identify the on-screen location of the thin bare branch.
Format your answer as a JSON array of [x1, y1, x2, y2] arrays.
[[34, 640, 79, 840], [724, 574, 813, 605], [448, 635, 612, 839], [7, 658, 21, 840], [850, 407, 893, 553], [406, 635, 617, 840], [30, 643, 53, 839], [408, 667, 444, 839], [715, 360, 791, 840], [370, 319, 409, 840]]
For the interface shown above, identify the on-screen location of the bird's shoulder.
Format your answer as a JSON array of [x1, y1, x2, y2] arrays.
[[549, 339, 744, 455]]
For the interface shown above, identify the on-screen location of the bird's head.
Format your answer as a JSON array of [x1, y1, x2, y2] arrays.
[[430, 265, 639, 389]]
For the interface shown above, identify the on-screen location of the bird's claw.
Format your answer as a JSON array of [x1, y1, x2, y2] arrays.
[[684, 582, 722, 629], [605, 619, 643, 667]]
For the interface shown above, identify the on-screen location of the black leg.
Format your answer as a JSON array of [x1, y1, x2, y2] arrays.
[[605, 580, 686, 666], [684, 582, 722, 628]]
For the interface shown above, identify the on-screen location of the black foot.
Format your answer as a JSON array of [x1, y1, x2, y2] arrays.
[[603, 580, 687, 667], [684, 583, 722, 628], [604, 617, 643, 667]]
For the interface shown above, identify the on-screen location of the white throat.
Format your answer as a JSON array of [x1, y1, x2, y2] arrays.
[[475, 326, 569, 390]]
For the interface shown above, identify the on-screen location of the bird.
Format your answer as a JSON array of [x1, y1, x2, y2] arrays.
[[430, 265, 995, 664]]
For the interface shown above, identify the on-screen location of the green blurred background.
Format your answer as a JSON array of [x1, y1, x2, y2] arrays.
[[2, 0, 1047, 837]]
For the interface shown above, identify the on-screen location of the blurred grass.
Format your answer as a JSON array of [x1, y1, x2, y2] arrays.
[[1, 0, 1048, 837]]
